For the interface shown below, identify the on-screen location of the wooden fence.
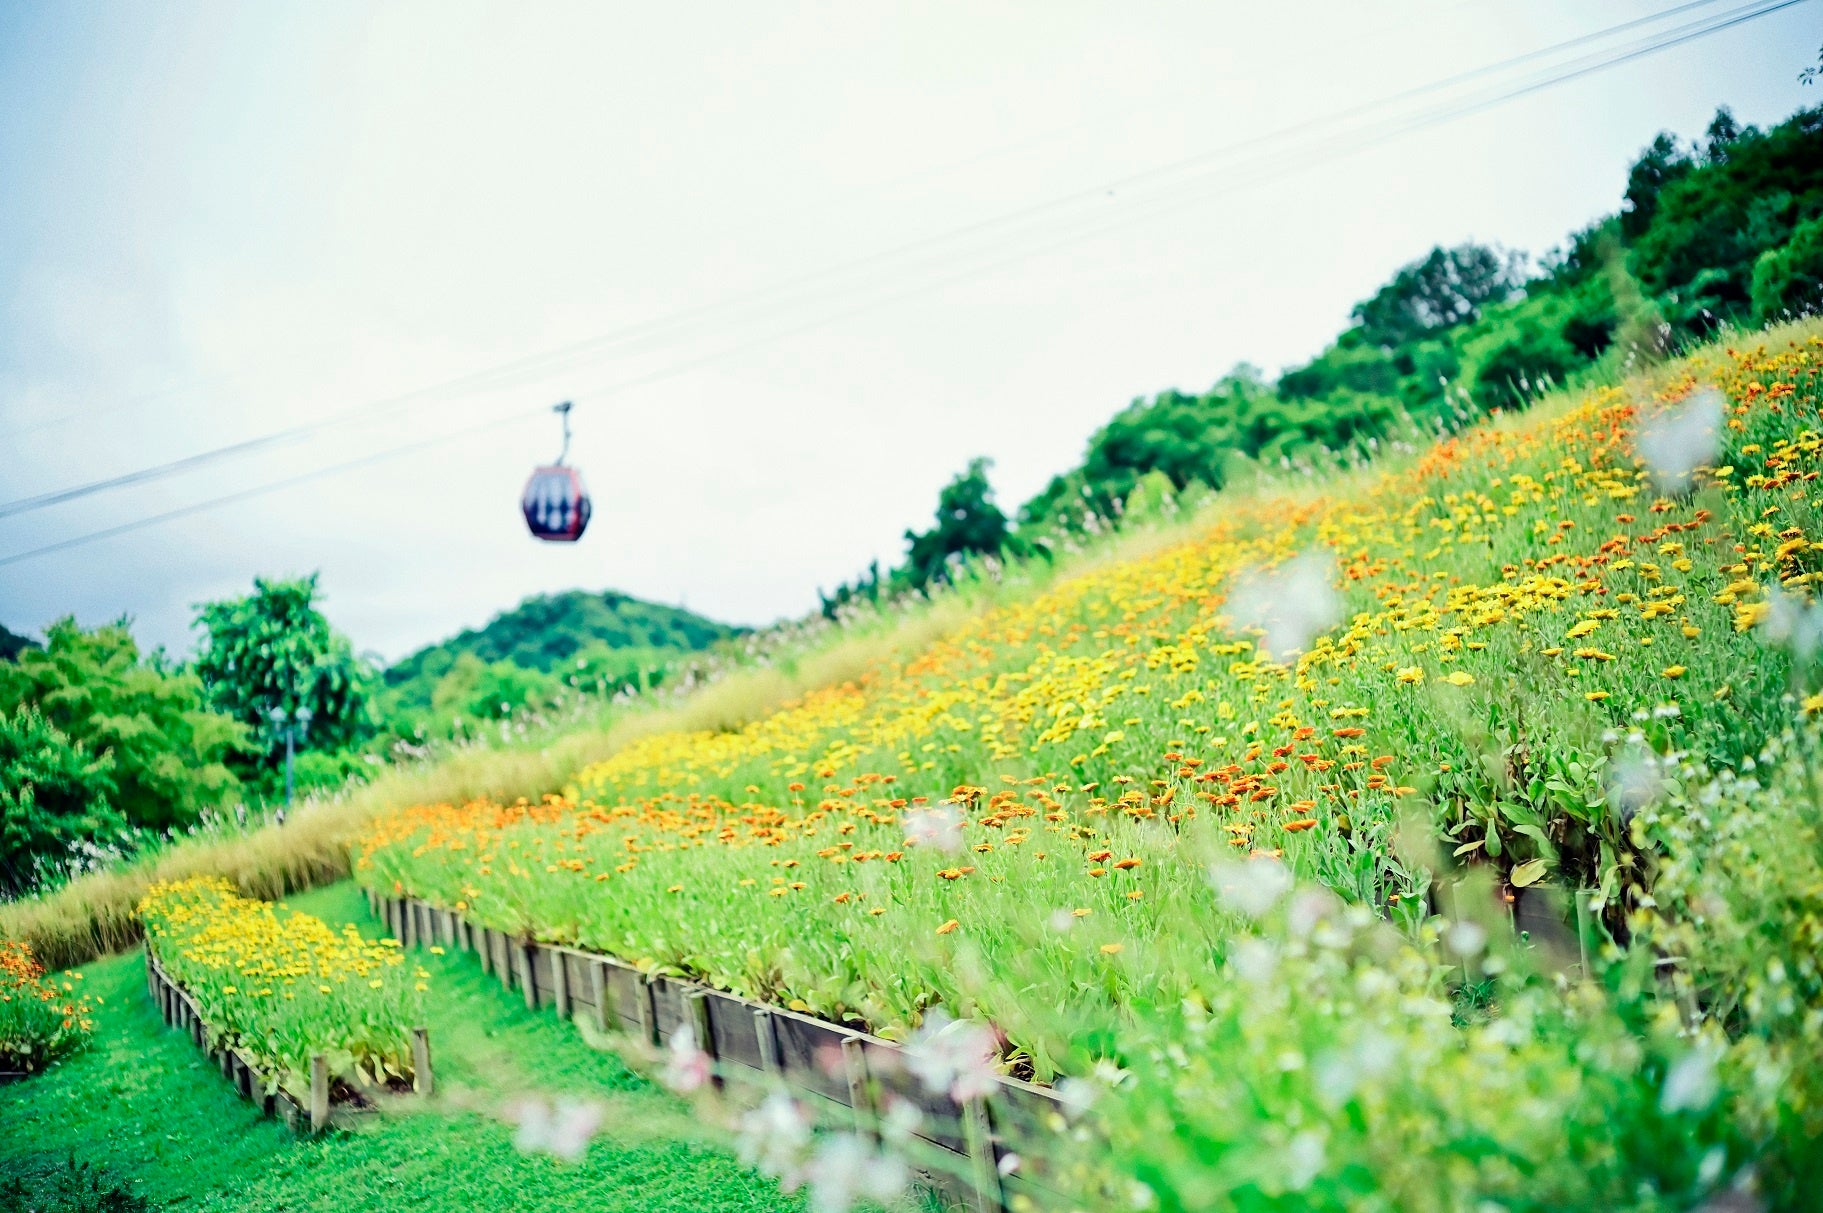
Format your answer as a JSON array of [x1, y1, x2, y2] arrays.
[[368, 890, 1070, 1212], [143, 943, 432, 1134]]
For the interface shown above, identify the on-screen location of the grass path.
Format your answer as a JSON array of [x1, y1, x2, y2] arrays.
[[0, 882, 801, 1213]]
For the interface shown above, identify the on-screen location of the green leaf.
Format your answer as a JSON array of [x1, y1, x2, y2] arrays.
[[1510, 858, 1549, 888]]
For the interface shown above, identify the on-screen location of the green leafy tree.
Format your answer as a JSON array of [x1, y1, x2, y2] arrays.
[[0, 619, 246, 831], [1751, 213, 1823, 322], [900, 458, 1012, 591], [1351, 243, 1527, 348], [1472, 320, 1580, 411], [0, 622, 35, 663], [0, 706, 118, 895], [191, 575, 377, 772]]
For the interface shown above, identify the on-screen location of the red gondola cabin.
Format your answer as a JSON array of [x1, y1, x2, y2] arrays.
[[521, 464, 591, 542]]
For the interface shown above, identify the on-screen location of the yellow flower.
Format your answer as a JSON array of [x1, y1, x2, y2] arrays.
[[1803, 693, 1823, 715], [1395, 667, 1424, 685], [1440, 671, 1475, 687], [1661, 665, 1687, 678], [1585, 691, 1610, 702]]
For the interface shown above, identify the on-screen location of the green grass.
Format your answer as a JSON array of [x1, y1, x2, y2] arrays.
[[0, 882, 800, 1213]]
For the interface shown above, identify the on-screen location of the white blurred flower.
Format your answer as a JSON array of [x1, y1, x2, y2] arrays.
[[509, 1094, 605, 1163], [1209, 856, 1292, 917], [1445, 920, 1488, 958], [804, 1133, 908, 1213], [1285, 1130, 1328, 1190], [904, 804, 966, 853], [1661, 1043, 1722, 1114], [1227, 937, 1279, 986], [877, 1094, 924, 1144], [1757, 586, 1823, 665], [738, 1091, 815, 1187], [906, 1010, 1000, 1104], [1224, 551, 1342, 662], [663, 1024, 712, 1093], [1636, 388, 1723, 495], [1608, 751, 1663, 822]]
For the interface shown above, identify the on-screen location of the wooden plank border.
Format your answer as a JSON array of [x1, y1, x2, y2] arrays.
[[143, 943, 431, 1135], [367, 892, 1066, 1211]]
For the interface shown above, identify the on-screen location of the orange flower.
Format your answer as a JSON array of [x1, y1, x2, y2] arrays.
[[936, 919, 959, 935]]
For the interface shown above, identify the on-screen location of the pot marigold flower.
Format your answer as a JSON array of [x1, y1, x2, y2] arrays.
[[1282, 818, 1318, 832], [1395, 667, 1424, 685], [1585, 691, 1610, 701], [936, 919, 959, 935], [1661, 665, 1687, 678], [1099, 943, 1123, 955], [1440, 671, 1475, 687]]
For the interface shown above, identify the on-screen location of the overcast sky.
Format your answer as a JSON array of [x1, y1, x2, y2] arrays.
[[0, 1, 1813, 662]]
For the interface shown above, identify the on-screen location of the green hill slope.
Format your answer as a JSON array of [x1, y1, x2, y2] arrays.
[[378, 589, 745, 741]]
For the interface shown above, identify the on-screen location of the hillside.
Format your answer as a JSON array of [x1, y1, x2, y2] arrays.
[[386, 589, 741, 685], [373, 588, 747, 742]]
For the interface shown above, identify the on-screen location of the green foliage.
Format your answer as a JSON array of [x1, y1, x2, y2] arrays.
[[0, 1156, 151, 1213], [1631, 106, 1823, 329], [0, 622, 35, 663], [379, 590, 736, 740], [899, 457, 1012, 591], [1751, 212, 1823, 322], [1470, 314, 1580, 410], [0, 620, 246, 833], [386, 589, 738, 685], [1350, 241, 1527, 348], [0, 706, 118, 896], [191, 574, 378, 768]]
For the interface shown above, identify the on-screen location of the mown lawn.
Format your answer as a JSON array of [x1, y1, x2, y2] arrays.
[[0, 882, 800, 1213]]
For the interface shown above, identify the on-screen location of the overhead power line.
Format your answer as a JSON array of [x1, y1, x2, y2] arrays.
[[0, 0, 1766, 525], [0, 0, 1805, 569]]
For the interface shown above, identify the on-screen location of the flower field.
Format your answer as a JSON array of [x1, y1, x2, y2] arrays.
[[357, 333, 1823, 1206], [0, 939, 93, 1074], [137, 877, 427, 1095]]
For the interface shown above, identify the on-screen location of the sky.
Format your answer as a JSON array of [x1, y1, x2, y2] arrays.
[[0, 0, 1815, 663]]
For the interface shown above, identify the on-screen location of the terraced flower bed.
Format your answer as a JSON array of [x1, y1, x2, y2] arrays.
[[138, 878, 431, 1127]]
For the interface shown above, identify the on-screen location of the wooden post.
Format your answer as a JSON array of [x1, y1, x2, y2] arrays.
[[309, 1054, 329, 1134], [1573, 887, 1594, 981], [412, 1026, 433, 1097], [754, 1008, 781, 1077], [477, 926, 493, 975], [684, 989, 715, 1086], [496, 933, 513, 991], [637, 975, 658, 1046], [841, 1037, 874, 1137], [552, 950, 571, 1020], [960, 1096, 1004, 1213], [517, 943, 538, 1010], [588, 961, 610, 1034]]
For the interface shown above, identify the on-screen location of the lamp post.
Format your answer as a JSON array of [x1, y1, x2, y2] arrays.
[[269, 705, 313, 817]]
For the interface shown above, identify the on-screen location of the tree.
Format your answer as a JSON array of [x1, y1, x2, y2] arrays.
[[1752, 214, 1823, 322], [0, 706, 118, 896], [0, 619, 246, 831], [1351, 243, 1527, 349], [192, 575, 377, 772], [1472, 321, 1579, 411], [900, 458, 1011, 591], [1620, 131, 1693, 240], [0, 622, 35, 663]]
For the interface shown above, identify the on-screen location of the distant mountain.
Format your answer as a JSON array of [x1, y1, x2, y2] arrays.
[[385, 589, 743, 686], [0, 622, 36, 662]]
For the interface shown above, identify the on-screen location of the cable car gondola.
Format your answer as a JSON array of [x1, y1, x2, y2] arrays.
[[522, 401, 592, 542]]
